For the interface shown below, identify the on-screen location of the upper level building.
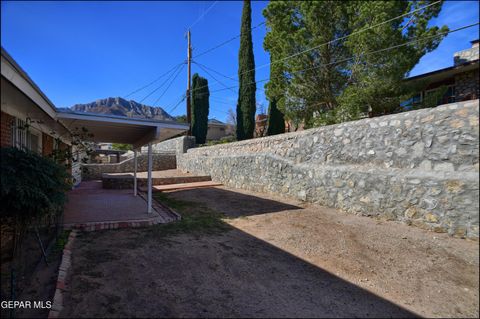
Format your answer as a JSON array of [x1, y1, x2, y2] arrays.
[[406, 39, 479, 107]]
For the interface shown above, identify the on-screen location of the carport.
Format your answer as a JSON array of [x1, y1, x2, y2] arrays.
[[57, 110, 189, 214]]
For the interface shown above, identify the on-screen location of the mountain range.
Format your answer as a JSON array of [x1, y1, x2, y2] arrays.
[[64, 97, 175, 121]]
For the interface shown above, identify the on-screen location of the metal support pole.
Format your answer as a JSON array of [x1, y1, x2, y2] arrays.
[[133, 149, 137, 196], [186, 29, 192, 135], [147, 143, 153, 213]]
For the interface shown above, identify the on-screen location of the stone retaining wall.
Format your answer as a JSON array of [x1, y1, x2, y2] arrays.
[[141, 135, 196, 155], [178, 100, 480, 239], [82, 153, 176, 180]]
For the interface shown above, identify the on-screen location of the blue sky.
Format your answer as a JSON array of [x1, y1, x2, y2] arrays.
[[1, 1, 479, 122]]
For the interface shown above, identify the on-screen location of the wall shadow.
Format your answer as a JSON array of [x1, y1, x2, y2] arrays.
[[59, 188, 420, 318], [165, 186, 302, 218]]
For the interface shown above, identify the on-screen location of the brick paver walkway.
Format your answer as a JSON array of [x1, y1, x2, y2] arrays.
[[63, 180, 178, 230]]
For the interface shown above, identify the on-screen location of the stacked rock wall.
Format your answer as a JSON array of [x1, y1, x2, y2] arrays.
[[178, 100, 480, 238], [82, 153, 176, 180]]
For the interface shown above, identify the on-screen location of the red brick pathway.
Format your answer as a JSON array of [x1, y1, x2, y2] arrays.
[[63, 181, 178, 230]]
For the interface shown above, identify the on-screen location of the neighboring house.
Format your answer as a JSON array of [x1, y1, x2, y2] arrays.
[[206, 118, 231, 141], [405, 39, 479, 107], [97, 142, 112, 150], [254, 114, 268, 137], [285, 119, 305, 133]]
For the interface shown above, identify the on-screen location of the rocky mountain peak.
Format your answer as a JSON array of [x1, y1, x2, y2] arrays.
[[70, 97, 175, 121]]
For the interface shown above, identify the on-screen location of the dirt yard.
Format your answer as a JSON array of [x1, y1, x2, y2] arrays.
[[61, 186, 479, 318]]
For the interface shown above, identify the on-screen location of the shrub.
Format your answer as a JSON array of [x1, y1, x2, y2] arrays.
[[201, 135, 237, 147], [1, 147, 71, 225]]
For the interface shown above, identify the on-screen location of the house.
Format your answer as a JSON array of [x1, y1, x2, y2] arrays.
[[1, 47, 84, 184], [254, 114, 268, 137], [206, 118, 233, 141], [1, 47, 189, 212], [97, 142, 113, 150], [405, 39, 479, 107]]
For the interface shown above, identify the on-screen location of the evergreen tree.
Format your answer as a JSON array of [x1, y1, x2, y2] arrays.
[[191, 73, 210, 144], [266, 97, 285, 136], [236, 0, 256, 140], [265, 47, 286, 136], [263, 1, 448, 127]]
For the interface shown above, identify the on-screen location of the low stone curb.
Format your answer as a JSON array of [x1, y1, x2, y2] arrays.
[[64, 218, 166, 232], [138, 190, 182, 221], [48, 230, 78, 319]]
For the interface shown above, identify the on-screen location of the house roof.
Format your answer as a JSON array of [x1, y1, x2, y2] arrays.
[[405, 59, 479, 83], [1, 47, 58, 119], [208, 118, 226, 126]]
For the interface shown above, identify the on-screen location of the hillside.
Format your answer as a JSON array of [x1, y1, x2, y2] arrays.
[[68, 97, 175, 121]]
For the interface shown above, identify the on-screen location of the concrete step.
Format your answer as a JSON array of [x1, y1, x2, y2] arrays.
[[102, 169, 212, 189], [140, 181, 223, 192]]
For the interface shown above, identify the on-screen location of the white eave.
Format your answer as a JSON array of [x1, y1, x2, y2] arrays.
[[56, 110, 189, 149], [1, 47, 57, 120]]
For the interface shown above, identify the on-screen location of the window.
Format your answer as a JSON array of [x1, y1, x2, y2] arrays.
[[11, 117, 41, 153], [445, 85, 456, 103], [12, 118, 27, 150], [425, 85, 456, 106], [412, 93, 423, 104], [29, 133, 40, 154]]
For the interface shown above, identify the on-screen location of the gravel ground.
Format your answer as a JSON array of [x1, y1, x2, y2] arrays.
[[61, 186, 479, 318]]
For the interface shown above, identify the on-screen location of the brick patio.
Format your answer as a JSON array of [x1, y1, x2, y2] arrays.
[[63, 180, 179, 230]]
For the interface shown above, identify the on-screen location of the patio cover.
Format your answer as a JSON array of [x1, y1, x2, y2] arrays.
[[56, 110, 189, 149], [56, 110, 189, 214]]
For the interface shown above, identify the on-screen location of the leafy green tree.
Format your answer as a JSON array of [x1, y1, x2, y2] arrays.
[[175, 115, 188, 123], [191, 73, 210, 144], [263, 1, 448, 127], [111, 143, 132, 151], [237, 0, 257, 140]]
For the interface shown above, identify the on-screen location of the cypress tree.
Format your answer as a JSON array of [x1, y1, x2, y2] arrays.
[[191, 73, 210, 144], [266, 97, 285, 136], [236, 0, 256, 141]]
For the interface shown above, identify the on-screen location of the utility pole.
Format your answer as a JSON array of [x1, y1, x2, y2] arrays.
[[186, 29, 192, 135]]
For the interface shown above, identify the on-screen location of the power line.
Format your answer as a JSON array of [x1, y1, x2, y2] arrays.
[[194, 61, 237, 93], [205, 23, 479, 94], [194, 21, 266, 58], [139, 63, 184, 103], [152, 64, 186, 106], [167, 94, 186, 114], [190, 1, 443, 94], [193, 60, 266, 92], [187, 1, 219, 31], [210, 98, 236, 105], [124, 62, 184, 98], [209, 106, 230, 114], [193, 61, 237, 81]]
